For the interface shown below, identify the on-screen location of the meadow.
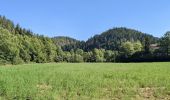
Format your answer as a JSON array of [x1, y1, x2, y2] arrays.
[[0, 63, 170, 100]]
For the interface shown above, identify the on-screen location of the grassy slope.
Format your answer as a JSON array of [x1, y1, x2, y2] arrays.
[[0, 63, 170, 99]]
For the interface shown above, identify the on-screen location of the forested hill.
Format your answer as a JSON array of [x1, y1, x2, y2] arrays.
[[0, 15, 169, 64], [54, 28, 158, 51], [52, 36, 85, 51], [0, 16, 58, 64], [52, 36, 80, 46], [84, 28, 158, 51]]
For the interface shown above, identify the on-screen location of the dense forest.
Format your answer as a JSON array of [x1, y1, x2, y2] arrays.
[[0, 15, 170, 64]]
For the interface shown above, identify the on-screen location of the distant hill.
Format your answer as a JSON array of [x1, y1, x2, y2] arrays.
[[84, 27, 158, 51], [52, 28, 159, 51], [1, 14, 158, 52], [52, 36, 80, 46], [52, 36, 85, 51], [0, 15, 168, 64]]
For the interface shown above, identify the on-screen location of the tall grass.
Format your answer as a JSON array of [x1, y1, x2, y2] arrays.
[[0, 63, 170, 99]]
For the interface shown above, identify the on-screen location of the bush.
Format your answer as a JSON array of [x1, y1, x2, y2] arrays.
[[12, 57, 24, 65]]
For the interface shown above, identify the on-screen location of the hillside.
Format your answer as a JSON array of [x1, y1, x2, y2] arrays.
[[52, 36, 85, 51], [0, 16, 57, 64], [85, 28, 158, 51], [0, 15, 169, 64], [53, 28, 158, 51], [52, 36, 80, 46]]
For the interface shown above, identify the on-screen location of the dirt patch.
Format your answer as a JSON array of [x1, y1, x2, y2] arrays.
[[137, 87, 170, 100], [138, 87, 154, 98]]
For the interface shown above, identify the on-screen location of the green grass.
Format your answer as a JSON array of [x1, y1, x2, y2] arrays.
[[0, 63, 170, 100]]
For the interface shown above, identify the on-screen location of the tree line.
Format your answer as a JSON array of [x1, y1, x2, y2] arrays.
[[0, 16, 170, 64]]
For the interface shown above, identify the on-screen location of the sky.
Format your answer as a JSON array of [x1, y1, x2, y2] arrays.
[[0, 0, 170, 40]]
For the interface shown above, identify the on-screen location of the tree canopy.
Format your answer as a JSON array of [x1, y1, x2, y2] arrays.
[[0, 15, 169, 64]]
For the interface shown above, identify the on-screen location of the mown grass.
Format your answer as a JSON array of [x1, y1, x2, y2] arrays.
[[0, 63, 170, 100]]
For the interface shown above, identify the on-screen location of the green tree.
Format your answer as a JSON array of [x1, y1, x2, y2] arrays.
[[160, 32, 170, 56], [83, 52, 93, 62], [29, 37, 46, 63], [104, 50, 117, 62], [74, 54, 84, 63], [75, 49, 84, 56], [63, 52, 72, 62], [93, 49, 105, 62], [18, 35, 31, 63], [144, 36, 151, 54], [121, 41, 134, 56], [55, 46, 64, 62], [41, 37, 56, 62], [0, 28, 22, 64], [133, 41, 143, 52]]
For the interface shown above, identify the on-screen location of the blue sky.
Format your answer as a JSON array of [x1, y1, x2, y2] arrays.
[[0, 0, 170, 40]]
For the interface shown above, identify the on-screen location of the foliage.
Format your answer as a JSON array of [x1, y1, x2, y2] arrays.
[[121, 41, 135, 56], [133, 41, 143, 52], [85, 27, 158, 51], [160, 32, 170, 56], [0, 28, 20, 64], [144, 36, 151, 54], [0, 15, 170, 64]]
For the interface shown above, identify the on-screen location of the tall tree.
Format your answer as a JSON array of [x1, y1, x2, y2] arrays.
[[93, 49, 105, 62], [121, 41, 134, 57], [160, 32, 170, 56], [0, 28, 21, 64], [104, 50, 117, 62], [144, 36, 151, 54], [133, 41, 143, 52]]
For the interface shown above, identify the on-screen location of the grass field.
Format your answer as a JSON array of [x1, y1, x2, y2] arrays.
[[0, 63, 170, 100]]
